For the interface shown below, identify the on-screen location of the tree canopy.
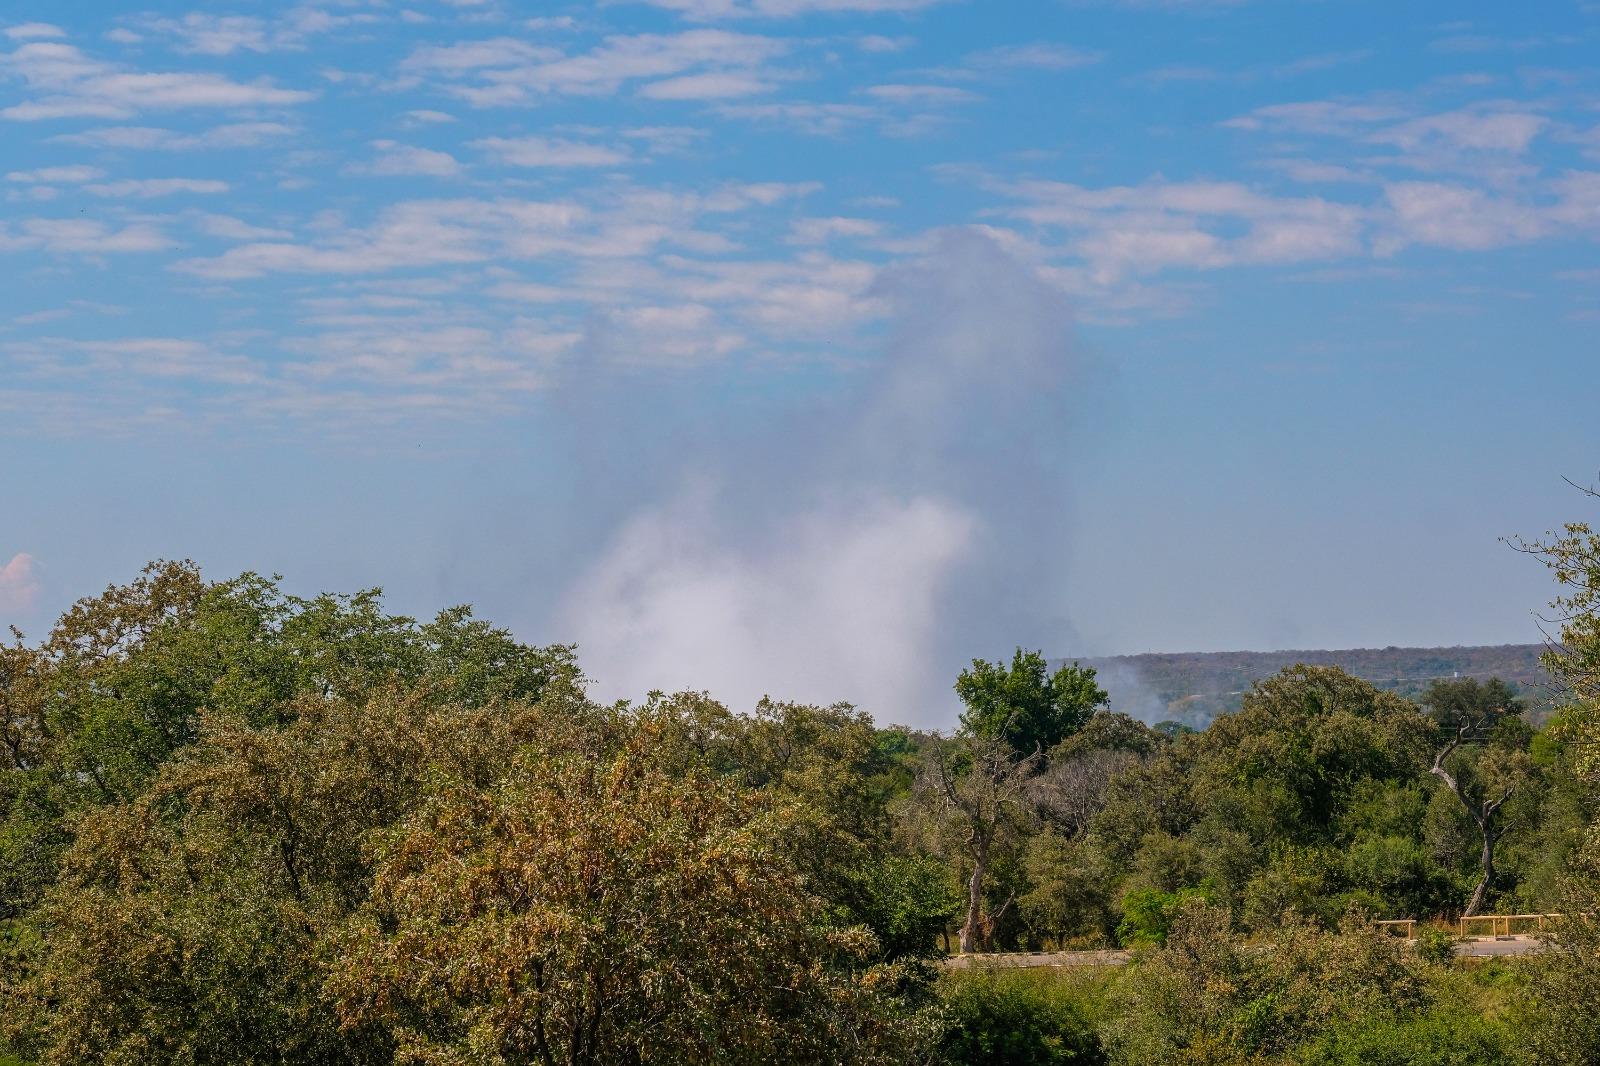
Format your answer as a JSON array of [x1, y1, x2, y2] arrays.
[[2, 543, 1600, 1066], [956, 649, 1108, 757]]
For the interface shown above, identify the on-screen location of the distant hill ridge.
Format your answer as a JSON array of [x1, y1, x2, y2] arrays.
[[1056, 643, 1555, 730]]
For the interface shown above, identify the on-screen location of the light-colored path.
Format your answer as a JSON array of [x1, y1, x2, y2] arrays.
[[944, 948, 1131, 970], [944, 935, 1545, 970], [1456, 935, 1544, 957]]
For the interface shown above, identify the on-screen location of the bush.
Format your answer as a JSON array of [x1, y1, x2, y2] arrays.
[[1517, 914, 1600, 1066], [1104, 902, 1425, 1065], [1116, 887, 1208, 947], [1414, 928, 1458, 966], [1299, 1008, 1512, 1066], [940, 969, 1106, 1065]]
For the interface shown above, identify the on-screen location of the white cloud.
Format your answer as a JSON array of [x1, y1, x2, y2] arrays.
[[625, 0, 946, 18], [196, 213, 292, 240], [84, 177, 229, 198], [173, 202, 520, 278], [5, 23, 65, 41], [142, 14, 274, 55], [401, 30, 788, 105], [620, 125, 706, 153], [133, 8, 379, 55], [1263, 159, 1377, 185], [651, 251, 883, 335], [588, 302, 746, 364], [1379, 181, 1547, 252], [473, 135, 630, 167], [962, 42, 1102, 71], [0, 217, 173, 254], [6, 164, 104, 182], [856, 34, 914, 53], [786, 215, 883, 244], [1226, 98, 1549, 172], [1374, 106, 1547, 155], [716, 100, 878, 136], [637, 71, 772, 99], [282, 322, 568, 396], [0, 40, 314, 120], [360, 140, 463, 177], [53, 121, 296, 150], [862, 83, 978, 104], [1223, 99, 1407, 135], [402, 38, 560, 74], [175, 184, 814, 279], [0, 552, 40, 614], [8, 337, 260, 384], [1003, 178, 1368, 280]]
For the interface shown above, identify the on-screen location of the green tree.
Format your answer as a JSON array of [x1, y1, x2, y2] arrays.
[[1192, 666, 1434, 847], [719, 697, 957, 959], [327, 706, 933, 1065], [1513, 484, 1600, 861], [913, 735, 1040, 954], [1422, 678, 1534, 915], [1018, 830, 1118, 947], [957, 651, 1108, 758], [1511, 481, 1600, 1062], [0, 687, 590, 1065], [0, 563, 575, 921]]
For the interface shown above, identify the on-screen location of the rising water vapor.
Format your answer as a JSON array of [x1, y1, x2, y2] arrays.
[[560, 229, 1091, 725]]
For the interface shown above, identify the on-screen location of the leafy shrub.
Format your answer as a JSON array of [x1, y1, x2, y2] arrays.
[[1116, 886, 1209, 947], [940, 969, 1106, 1065], [852, 853, 962, 959], [1341, 834, 1455, 918], [1414, 928, 1457, 966], [1299, 1008, 1512, 1066], [1516, 914, 1600, 1066], [1105, 901, 1424, 1065]]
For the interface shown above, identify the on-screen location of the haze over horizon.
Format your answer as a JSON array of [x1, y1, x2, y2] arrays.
[[3, 1, 1597, 725]]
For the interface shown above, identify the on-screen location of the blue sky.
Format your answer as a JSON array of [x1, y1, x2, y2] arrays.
[[2, 1, 1597, 723]]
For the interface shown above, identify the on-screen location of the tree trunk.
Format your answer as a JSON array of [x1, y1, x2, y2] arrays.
[[1463, 828, 1496, 918], [1431, 729, 1511, 920], [959, 847, 987, 954]]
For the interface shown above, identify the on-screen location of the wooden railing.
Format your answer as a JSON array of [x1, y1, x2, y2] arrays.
[[1377, 914, 1588, 939], [1457, 913, 1566, 938]]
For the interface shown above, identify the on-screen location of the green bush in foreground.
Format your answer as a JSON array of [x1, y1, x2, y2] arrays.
[[1115, 886, 1209, 948], [940, 968, 1107, 1065], [1299, 1008, 1512, 1066], [1515, 913, 1600, 1066]]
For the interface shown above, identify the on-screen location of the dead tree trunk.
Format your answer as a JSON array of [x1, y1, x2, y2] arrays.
[[1431, 721, 1513, 919], [959, 839, 988, 954], [1465, 827, 1499, 918], [921, 735, 1038, 955]]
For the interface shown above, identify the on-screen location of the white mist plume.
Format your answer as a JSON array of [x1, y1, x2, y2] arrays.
[[562, 486, 976, 715], [0, 552, 40, 616], [560, 228, 1087, 725], [1089, 660, 1172, 725]]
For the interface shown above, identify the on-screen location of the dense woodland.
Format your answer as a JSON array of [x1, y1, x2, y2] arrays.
[[2, 493, 1600, 1064]]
